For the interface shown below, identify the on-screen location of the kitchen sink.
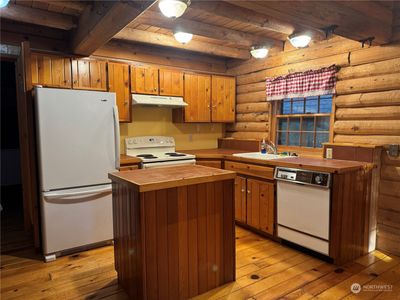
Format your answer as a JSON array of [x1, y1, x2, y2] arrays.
[[232, 152, 290, 160]]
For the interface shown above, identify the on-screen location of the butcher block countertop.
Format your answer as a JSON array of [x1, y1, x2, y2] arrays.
[[181, 149, 373, 174], [109, 164, 236, 192]]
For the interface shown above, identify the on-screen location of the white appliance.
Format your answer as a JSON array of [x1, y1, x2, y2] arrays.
[[34, 87, 119, 262], [125, 136, 195, 168], [132, 94, 188, 107], [274, 167, 331, 255]]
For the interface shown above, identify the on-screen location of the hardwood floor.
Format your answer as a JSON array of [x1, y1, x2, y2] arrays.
[[1, 226, 399, 300]]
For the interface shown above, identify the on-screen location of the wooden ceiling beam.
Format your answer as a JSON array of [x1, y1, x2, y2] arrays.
[[70, 1, 156, 56], [136, 11, 279, 47], [34, 1, 87, 12], [188, 1, 295, 35], [0, 3, 77, 30], [225, 1, 393, 45], [114, 28, 251, 59]]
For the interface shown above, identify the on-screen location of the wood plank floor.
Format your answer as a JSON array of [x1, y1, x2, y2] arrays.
[[1, 226, 399, 300]]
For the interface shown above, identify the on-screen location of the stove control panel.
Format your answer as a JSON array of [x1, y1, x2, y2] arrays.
[[125, 136, 175, 149], [274, 167, 331, 188]]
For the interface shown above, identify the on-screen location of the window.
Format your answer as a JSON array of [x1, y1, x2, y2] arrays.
[[276, 95, 332, 148]]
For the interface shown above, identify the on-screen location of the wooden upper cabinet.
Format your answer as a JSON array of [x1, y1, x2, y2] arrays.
[[235, 176, 247, 223], [31, 53, 72, 88], [211, 75, 235, 122], [183, 73, 211, 122], [159, 68, 184, 96], [130, 66, 158, 95], [246, 179, 274, 235], [71, 59, 107, 91], [108, 62, 131, 122]]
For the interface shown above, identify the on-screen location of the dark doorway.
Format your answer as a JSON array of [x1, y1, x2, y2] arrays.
[[1, 59, 33, 252]]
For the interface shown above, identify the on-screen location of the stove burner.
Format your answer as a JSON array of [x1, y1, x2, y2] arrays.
[[165, 152, 187, 157], [137, 154, 158, 159]]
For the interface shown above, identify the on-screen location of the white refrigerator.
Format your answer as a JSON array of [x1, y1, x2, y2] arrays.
[[34, 87, 120, 262]]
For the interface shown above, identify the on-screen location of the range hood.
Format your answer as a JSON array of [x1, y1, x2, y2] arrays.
[[132, 94, 188, 108]]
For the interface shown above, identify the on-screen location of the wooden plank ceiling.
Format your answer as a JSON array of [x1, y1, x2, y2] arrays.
[[0, 0, 398, 58]]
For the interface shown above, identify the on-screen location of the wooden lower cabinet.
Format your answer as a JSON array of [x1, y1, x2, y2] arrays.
[[247, 179, 274, 235], [234, 176, 247, 223], [233, 175, 275, 235]]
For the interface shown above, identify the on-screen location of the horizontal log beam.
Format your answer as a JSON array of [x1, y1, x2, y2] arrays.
[[114, 28, 250, 59], [237, 91, 266, 104], [334, 135, 400, 145], [71, 1, 156, 56], [334, 120, 400, 135], [36, 1, 87, 12], [335, 90, 400, 108], [1, 3, 77, 30], [350, 42, 400, 66], [336, 73, 400, 95], [336, 106, 400, 120], [137, 11, 278, 48], [338, 58, 400, 80], [226, 122, 269, 132], [236, 112, 270, 122], [236, 102, 270, 113], [237, 82, 266, 94]]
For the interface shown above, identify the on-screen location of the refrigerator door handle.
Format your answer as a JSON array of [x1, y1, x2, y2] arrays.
[[44, 186, 112, 199], [113, 105, 120, 169]]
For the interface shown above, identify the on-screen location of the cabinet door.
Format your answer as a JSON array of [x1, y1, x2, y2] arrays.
[[108, 62, 131, 122], [130, 66, 158, 95], [72, 59, 107, 91], [184, 73, 211, 122], [211, 75, 235, 122], [31, 53, 72, 88], [159, 68, 184, 96], [234, 176, 247, 223], [247, 179, 274, 235]]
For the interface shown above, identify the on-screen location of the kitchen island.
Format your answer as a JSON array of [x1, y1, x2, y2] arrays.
[[108, 165, 236, 300]]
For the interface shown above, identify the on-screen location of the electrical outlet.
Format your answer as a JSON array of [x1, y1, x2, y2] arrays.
[[388, 144, 399, 157]]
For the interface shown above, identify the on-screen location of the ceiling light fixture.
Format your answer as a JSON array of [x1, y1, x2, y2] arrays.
[[250, 46, 269, 59], [174, 31, 193, 44], [158, 0, 190, 18], [0, 0, 10, 8], [288, 33, 312, 48]]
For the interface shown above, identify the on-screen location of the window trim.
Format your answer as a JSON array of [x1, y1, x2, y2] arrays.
[[271, 95, 335, 155]]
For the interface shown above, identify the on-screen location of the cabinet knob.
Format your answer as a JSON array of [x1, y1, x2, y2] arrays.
[[241, 189, 245, 192], [97, 79, 101, 83], [247, 190, 251, 194], [154, 88, 157, 91]]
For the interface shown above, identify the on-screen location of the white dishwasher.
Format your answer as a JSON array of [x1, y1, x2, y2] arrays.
[[274, 167, 331, 255]]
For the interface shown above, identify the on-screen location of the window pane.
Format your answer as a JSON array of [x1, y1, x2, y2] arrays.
[[282, 99, 291, 114], [289, 117, 300, 131], [305, 96, 318, 113], [278, 118, 288, 130], [292, 99, 304, 114], [288, 132, 300, 146], [319, 95, 332, 113], [301, 132, 314, 147], [277, 131, 287, 145], [316, 133, 329, 148], [302, 117, 314, 131], [316, 116, 330, 131]]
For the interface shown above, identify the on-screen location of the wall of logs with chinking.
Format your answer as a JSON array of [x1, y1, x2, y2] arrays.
[[227, 36, 400, 255]]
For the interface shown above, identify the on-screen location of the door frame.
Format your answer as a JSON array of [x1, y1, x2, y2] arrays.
[[3, 41, 41, 249]]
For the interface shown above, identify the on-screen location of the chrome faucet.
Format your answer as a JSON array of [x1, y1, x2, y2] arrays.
[[265, 140, 278, 154]]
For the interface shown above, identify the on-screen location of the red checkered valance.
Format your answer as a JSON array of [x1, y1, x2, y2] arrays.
[[266, 65, 337, 101]]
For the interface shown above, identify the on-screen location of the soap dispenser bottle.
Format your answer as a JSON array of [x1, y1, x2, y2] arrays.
[[261, 138, 267, 154]]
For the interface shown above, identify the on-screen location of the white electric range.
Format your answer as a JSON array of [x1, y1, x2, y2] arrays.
[[125, 136, 196, 168]]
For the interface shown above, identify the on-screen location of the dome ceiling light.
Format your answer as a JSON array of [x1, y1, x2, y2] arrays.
[[158, 0, 190, 18], [250, 46, 269, 59], [0, 0, 10, 8], [174, 31, 193, 44], [288, 32, 312, 48]]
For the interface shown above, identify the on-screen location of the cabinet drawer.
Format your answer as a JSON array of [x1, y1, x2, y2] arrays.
[[119, 165, 139, 171], [196, 160, 222, 169], [225, 161, 274, 180]]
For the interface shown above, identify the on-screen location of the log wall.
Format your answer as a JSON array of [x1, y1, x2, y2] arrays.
[[227, 36, 400, 256]]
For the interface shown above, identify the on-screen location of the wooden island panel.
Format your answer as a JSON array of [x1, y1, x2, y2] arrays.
[[111, 168, 235, 300]]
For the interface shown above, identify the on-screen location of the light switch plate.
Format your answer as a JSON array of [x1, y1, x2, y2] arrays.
[[388, 144, 399, 157]]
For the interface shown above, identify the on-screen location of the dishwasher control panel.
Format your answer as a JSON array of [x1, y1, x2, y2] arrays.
[[274, 167, 331, 188]]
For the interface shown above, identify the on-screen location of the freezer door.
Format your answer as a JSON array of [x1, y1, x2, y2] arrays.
[[35, 88, 119, 191], [41, 184, 113, 255]]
